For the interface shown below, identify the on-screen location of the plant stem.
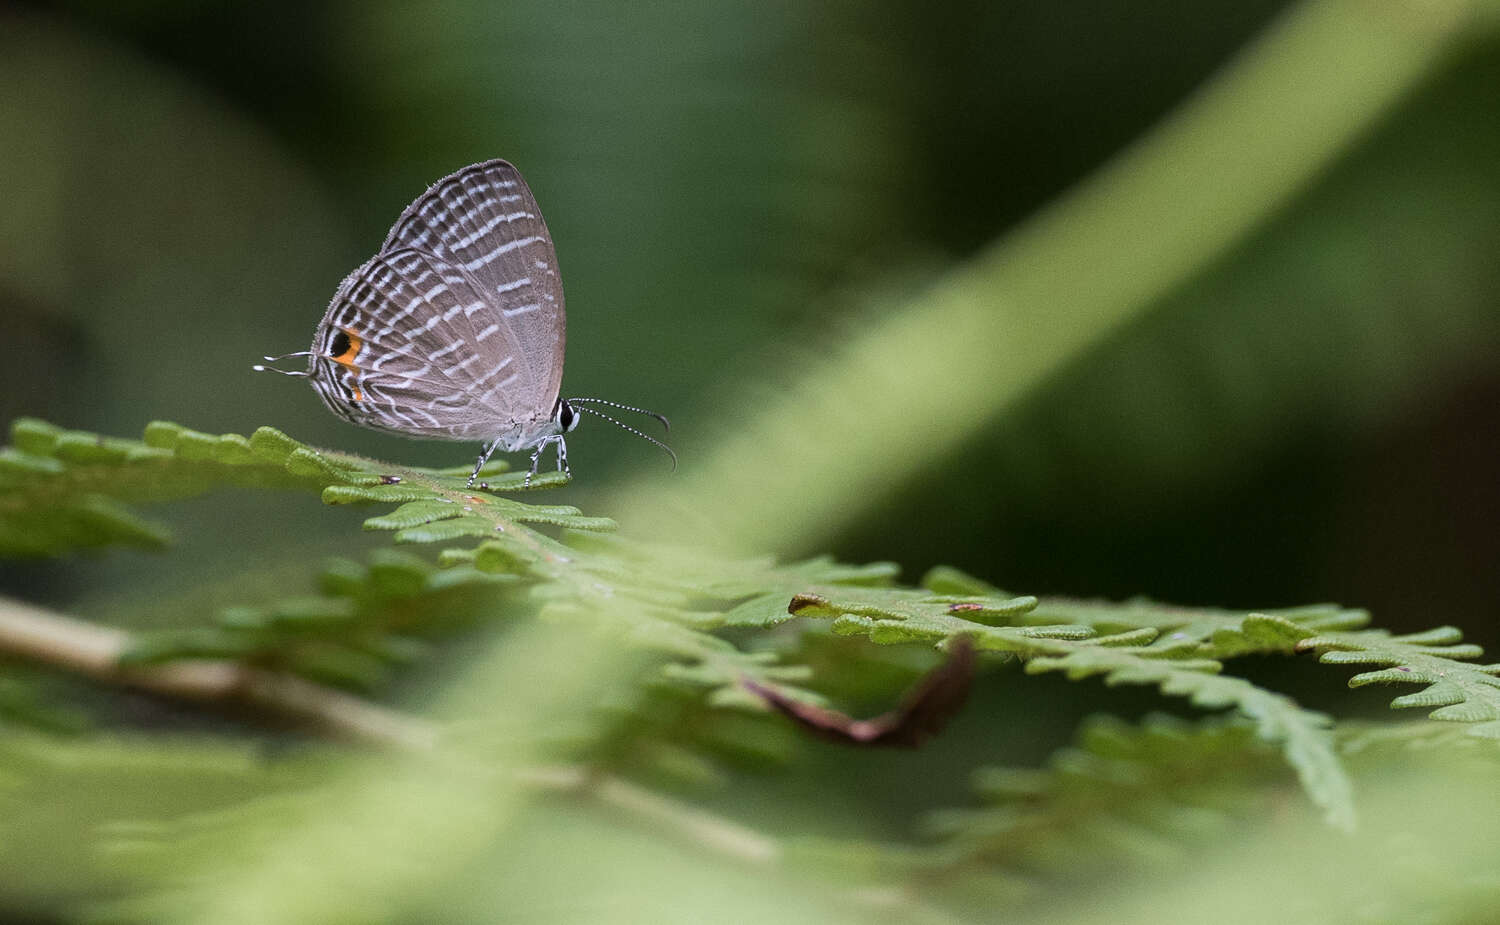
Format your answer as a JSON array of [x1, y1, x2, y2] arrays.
[[0, 596, 792, 871], [0, 594, 437, 750]]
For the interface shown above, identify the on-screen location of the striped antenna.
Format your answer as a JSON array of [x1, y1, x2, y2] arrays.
[[567, 397, 670, 432], [572, 404, 677, 471]]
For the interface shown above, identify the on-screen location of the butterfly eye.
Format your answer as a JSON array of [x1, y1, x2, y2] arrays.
[[557, 400, 579, 432]]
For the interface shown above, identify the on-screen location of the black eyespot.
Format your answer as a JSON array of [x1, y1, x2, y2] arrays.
[[329, 330, 351, 358]]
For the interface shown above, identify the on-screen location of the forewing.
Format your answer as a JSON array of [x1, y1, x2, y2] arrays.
[[380, 159, 565, 409], [308, 248, 531, 440]]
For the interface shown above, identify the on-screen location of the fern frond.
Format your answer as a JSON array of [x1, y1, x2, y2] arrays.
[[19, 417, 1500, 845], [845, 713, 1500, 908], [0, 420, 333, 556], [22, 420, 858, 716], [0, 419, 622, 559], [792, 586, 1356, 829], [1298, 627, 1500, 738], [923, 714, 1288, 876], [119, 550, 513, 690], [772, 713, 1293, 914], [1021, 595, 1368, 652], [1028, 648, 1352, 830], [0, 423, 897, 750]]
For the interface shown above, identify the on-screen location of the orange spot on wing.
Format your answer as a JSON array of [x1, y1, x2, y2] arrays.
[[330, 327, 365, 401], [333, 329, 363, 368]]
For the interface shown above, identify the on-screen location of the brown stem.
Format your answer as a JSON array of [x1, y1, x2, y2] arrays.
[[0, 594, 437, 750]]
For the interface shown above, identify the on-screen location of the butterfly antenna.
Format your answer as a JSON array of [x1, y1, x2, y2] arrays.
[[253, 351, 313, 376], [566, 397, 670, 433], [572, 404, 677, 471]]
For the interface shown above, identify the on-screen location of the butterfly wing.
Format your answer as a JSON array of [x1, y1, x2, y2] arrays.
[[380, 160, 566, 415], [308, 248, 534, 441]]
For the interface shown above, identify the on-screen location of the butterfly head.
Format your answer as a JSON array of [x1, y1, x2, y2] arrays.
[[555, 398, 581, 434]]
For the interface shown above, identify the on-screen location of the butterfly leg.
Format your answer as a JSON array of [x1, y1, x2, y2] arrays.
[[524, 442, 546, 488], [468, 440, 500, 487], [522, 436, 570, 487]]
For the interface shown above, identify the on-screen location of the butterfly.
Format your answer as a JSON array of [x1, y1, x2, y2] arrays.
[[257, 159, 673, 485]]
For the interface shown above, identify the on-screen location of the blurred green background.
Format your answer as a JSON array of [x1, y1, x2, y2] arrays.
[[3, 0, 1495, 638], [4, 0, 1500, 921]]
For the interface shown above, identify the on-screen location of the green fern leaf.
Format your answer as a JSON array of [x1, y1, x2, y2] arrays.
[[798, 588, 1356, 829], [1299, 627, 1500, 739], [909, 715, 1290, 886], [0, 420, 332, 556], [0, 419, 626, 559], [23, 417, 1498, 849]]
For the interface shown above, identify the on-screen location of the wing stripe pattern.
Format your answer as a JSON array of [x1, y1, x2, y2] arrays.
[[309, 247, 531, 439], [461, 235, 542, 272], [306, 160, 567, 445]]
